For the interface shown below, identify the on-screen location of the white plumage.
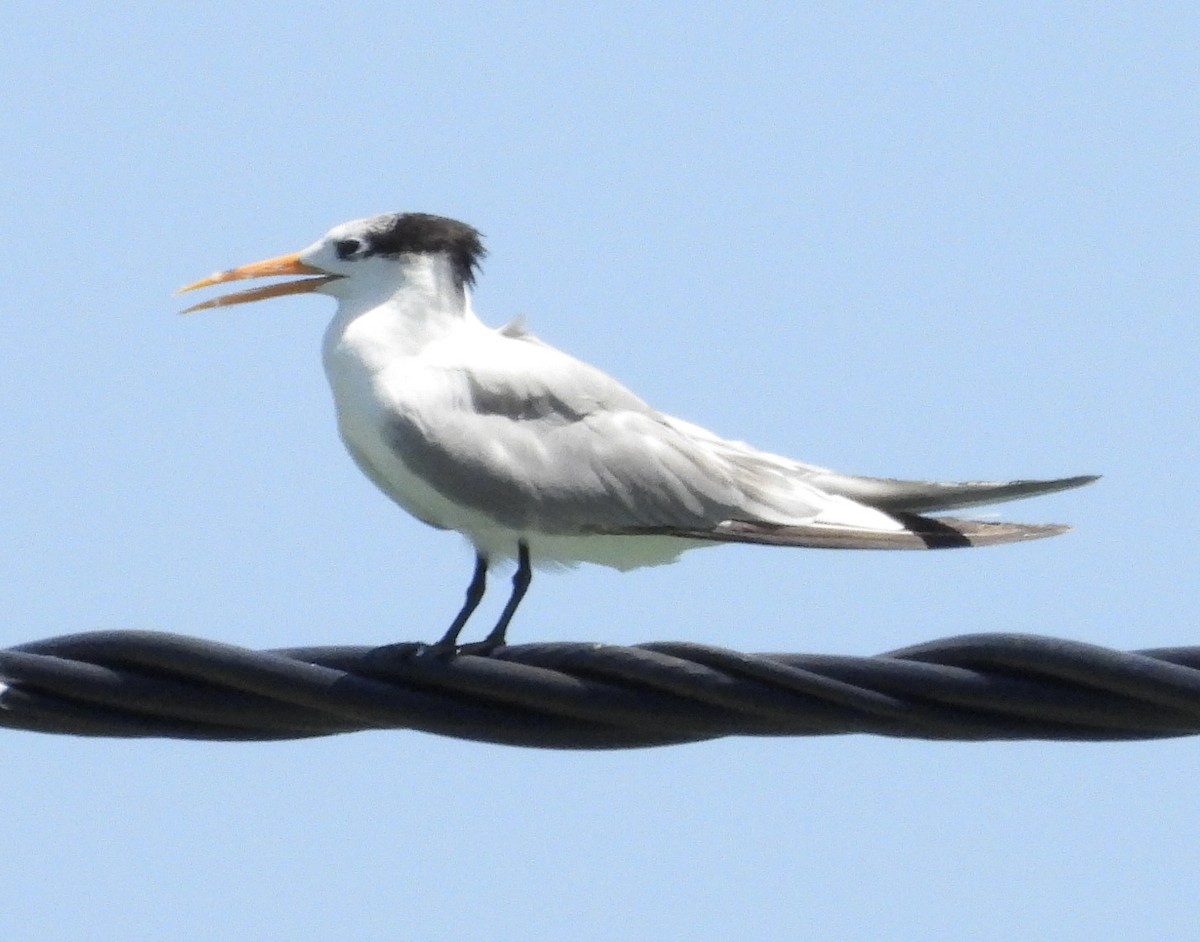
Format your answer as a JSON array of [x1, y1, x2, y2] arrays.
[[179, 212, 1096, 649]]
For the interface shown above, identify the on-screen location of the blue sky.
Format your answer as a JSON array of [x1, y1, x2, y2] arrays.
[[3, 3, 1198, 939]]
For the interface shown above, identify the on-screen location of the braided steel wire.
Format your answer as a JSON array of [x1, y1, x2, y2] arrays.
[[2, 630, 1199, 749]]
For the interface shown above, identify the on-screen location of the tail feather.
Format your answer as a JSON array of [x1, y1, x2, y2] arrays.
[[621, 516, 1071, 550], [801, 473, 1099, 514]]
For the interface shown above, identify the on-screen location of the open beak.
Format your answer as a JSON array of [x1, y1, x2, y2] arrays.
[[176, 251, 341, 313]]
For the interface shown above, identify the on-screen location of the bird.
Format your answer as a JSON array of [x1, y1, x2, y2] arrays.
[[178, 212, 1097, 652]]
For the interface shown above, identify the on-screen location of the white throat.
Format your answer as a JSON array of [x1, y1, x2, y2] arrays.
[[322, 253, 483, 371]]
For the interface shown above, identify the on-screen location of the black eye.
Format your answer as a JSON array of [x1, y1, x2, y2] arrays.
[[334, 239, 362, 259]]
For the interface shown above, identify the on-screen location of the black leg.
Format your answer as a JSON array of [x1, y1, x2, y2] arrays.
[[466, 541, 531, 653], [431, 553, 488, 649]]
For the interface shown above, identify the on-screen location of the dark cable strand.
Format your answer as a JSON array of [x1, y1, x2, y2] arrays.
[[3, 630, 1200, 748]]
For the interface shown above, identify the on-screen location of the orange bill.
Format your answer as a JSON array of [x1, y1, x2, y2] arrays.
[[176, 251, 340, 313]]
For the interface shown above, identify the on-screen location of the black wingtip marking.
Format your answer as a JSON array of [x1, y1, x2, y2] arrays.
[[889, 513, 975, 549]]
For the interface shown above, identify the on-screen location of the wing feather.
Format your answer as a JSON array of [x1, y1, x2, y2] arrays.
[[374, 327, 1087, 544], [380, 332, 849, 534]]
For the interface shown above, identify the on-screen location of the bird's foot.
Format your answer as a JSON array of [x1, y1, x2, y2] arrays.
[[454, 638, 506, 657], [371, 640, 456, 662]]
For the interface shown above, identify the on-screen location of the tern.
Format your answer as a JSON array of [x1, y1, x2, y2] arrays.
[[179, 212, 1096, 651]]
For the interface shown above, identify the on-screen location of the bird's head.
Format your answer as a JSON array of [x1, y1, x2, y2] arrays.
[[177, 212, 486, 313]]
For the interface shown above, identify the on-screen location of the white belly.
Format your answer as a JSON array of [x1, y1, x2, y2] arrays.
[[325, 327, 701, 571], [338, 404, 700, 569]]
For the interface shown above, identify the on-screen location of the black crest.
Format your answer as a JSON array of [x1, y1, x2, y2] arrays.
[[361, 213, 486, 289]]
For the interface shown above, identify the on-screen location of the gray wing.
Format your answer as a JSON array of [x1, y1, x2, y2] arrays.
[[381, 328, 1094, 544], [384, 354, 780, 534], [796, 471, 1100, 513]]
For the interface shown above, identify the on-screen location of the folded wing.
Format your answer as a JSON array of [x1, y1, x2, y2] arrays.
[[797, 471, 1100, 514], [378, 329, 1096, 549]]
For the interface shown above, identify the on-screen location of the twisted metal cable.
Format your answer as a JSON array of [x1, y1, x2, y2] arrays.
[[3, 630, 1200, 748]]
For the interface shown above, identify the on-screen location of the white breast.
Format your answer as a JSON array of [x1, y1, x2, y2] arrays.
[[322, 315, 472, 531], [323, 326, 700, 569]]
